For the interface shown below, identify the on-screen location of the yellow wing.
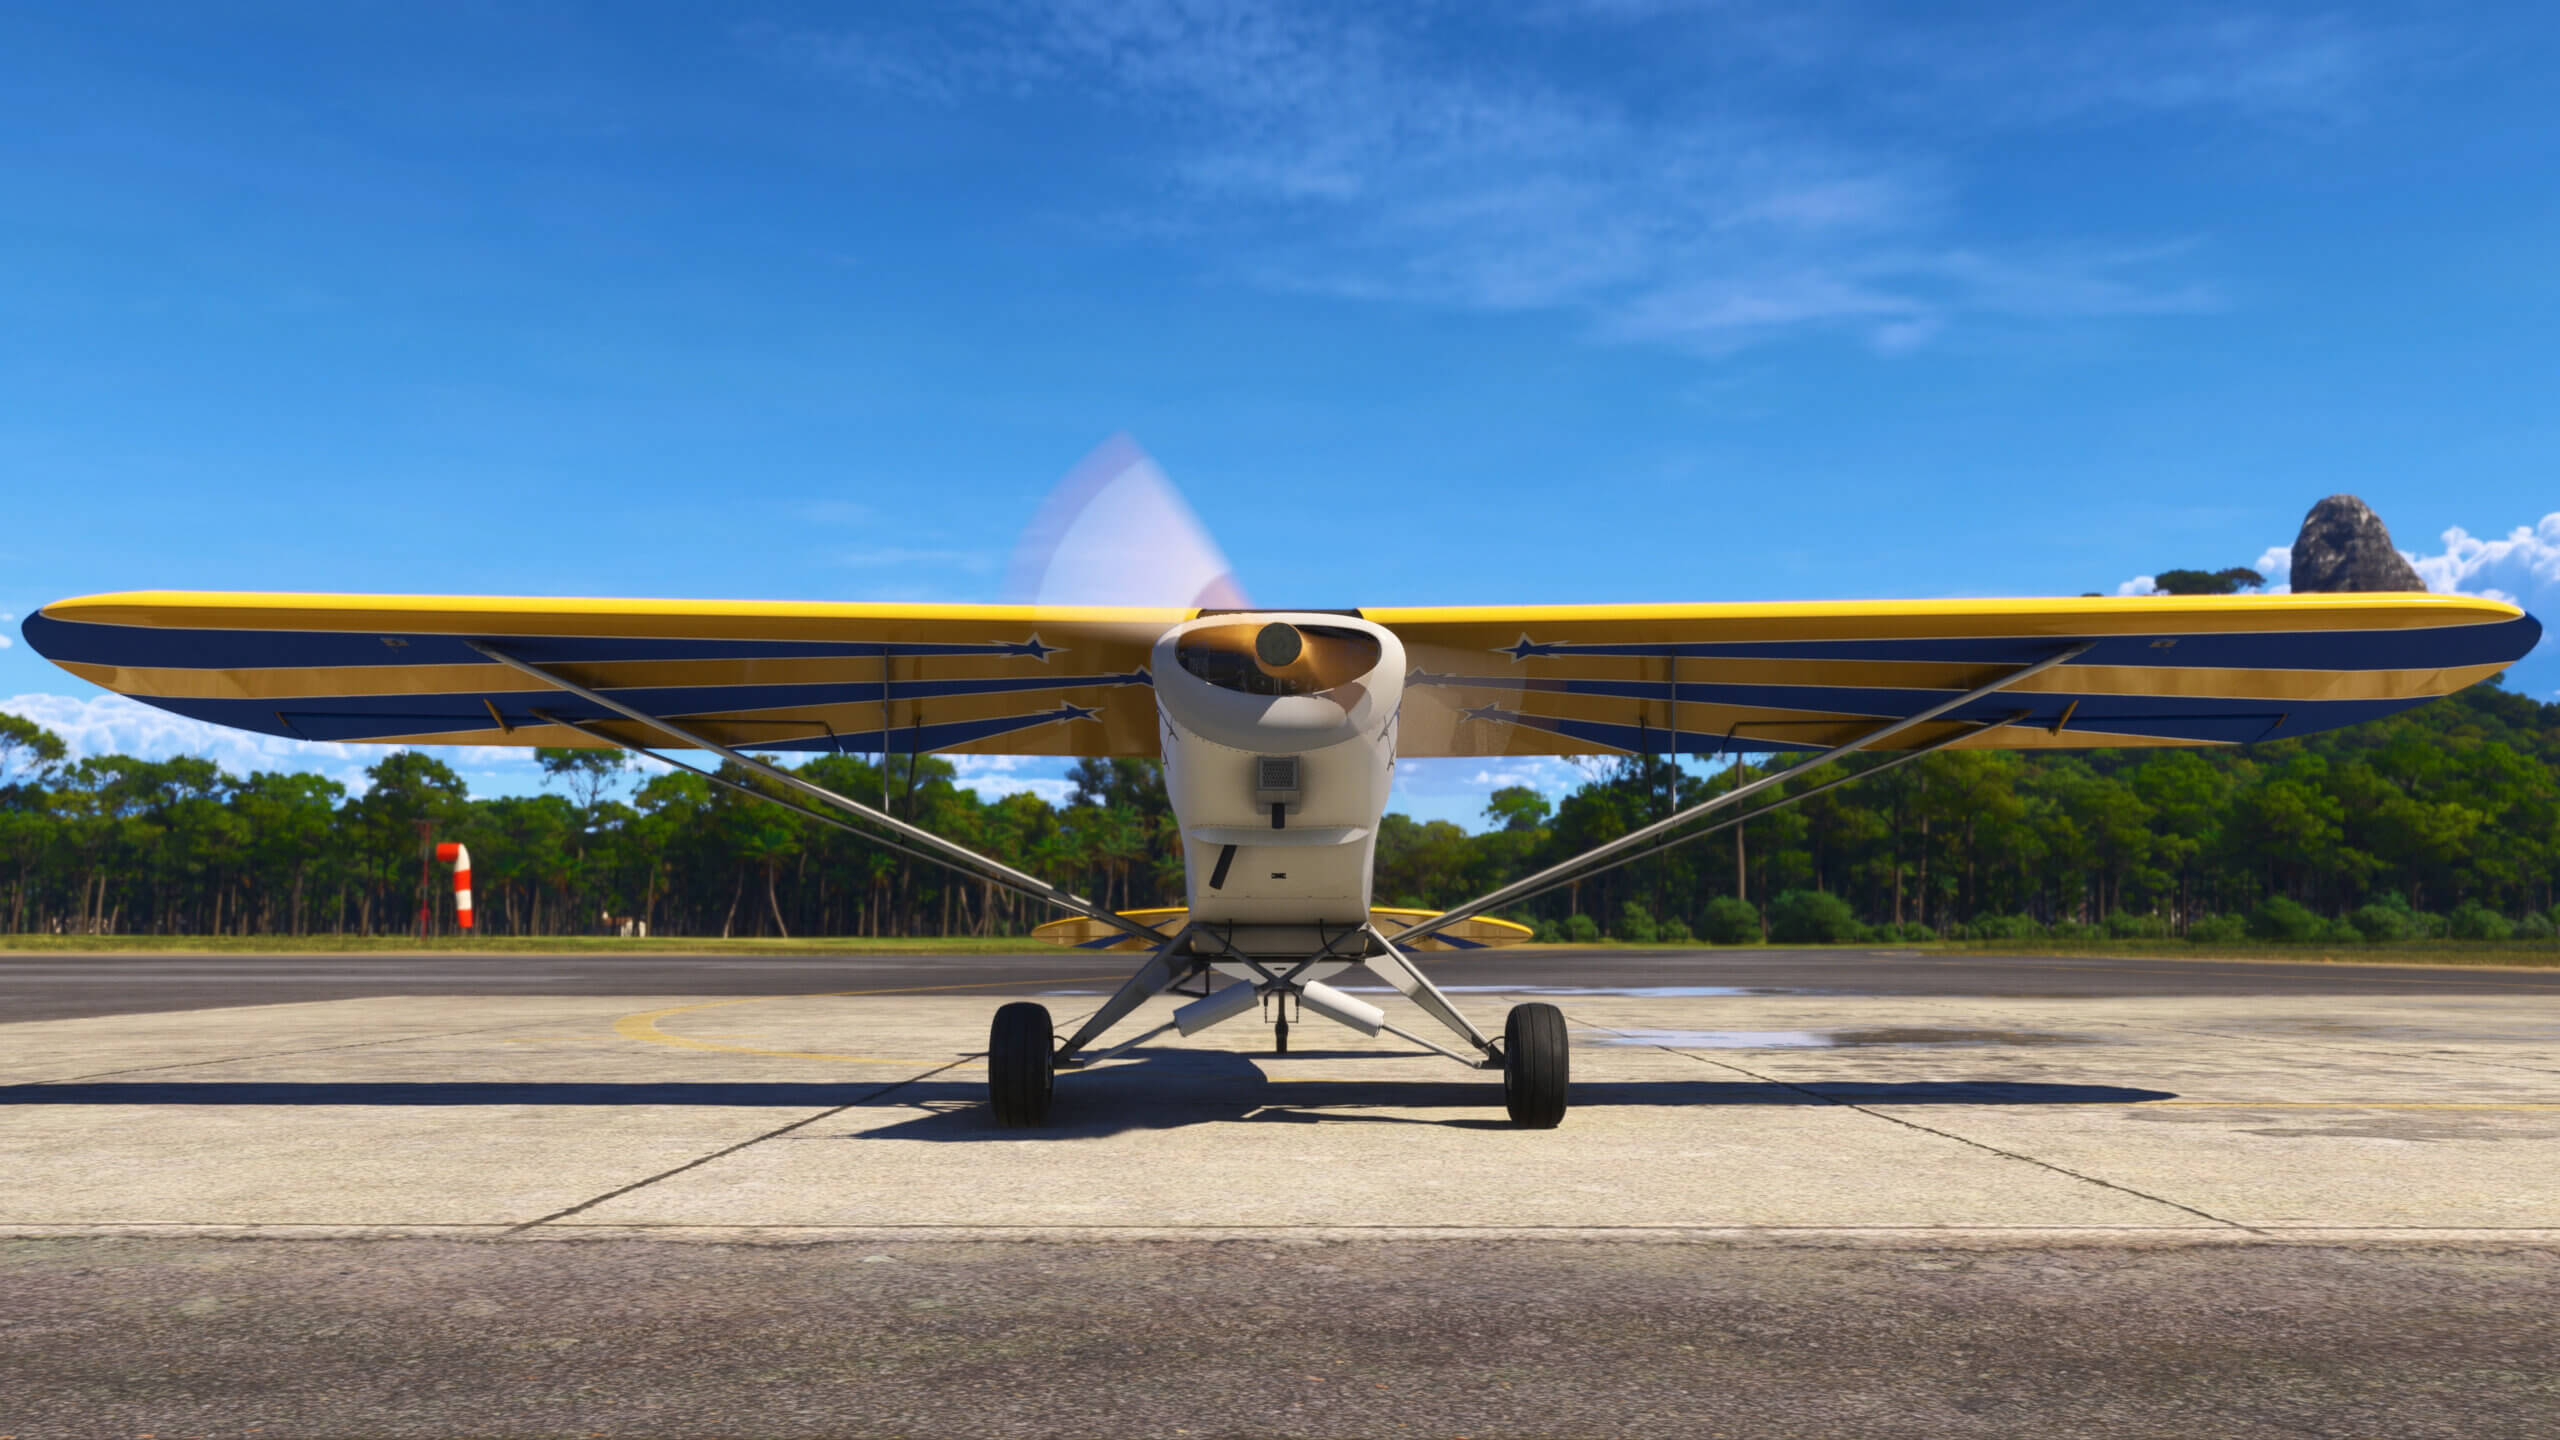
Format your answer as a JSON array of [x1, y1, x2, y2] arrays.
[[25, 590, 2539, 760], [23, 592, 1179, 756], [1373, 593, 2539, 756]]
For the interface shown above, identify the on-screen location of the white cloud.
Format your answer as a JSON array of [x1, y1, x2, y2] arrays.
[[944, 754, 1077, 805], [2410, 515, 2560, 615], [2119, 512, 2556, 690], [759, 2, 2346, 357], [1389, 756, 1585, 830], [2235, 514, 2560, 613], [1457, 759, 1589, 797], [2252, 543, 2293, 594], [0, 692, 547, 797]]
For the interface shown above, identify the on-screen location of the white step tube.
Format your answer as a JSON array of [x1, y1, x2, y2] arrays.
[[1298, 979, 1385, 1037], [1174, 981, 1262, 1036]]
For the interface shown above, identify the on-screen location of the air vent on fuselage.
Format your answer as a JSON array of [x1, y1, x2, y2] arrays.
[[1254, 755, 1302, 805]]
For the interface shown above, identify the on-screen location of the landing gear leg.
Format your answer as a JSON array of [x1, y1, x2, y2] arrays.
[[989, 1001, 1056, 1128], [1502, 1002, 1569, 1129]]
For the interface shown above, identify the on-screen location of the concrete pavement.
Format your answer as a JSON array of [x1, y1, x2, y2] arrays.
[[4, 983, 2555, 1238], [7, 969, 2558, 1436]]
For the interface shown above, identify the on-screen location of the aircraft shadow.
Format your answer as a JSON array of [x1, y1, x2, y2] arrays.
[[0, 1081, 888, 1106], [0, 1055, 2177, 1144], [848, 1049, 2177, 1141]]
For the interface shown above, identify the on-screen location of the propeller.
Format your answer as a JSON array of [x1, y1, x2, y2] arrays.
[[1005, 435, 1249, 610]]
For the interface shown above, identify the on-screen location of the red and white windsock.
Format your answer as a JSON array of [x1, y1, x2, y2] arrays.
[[435, 842, 474, 930]]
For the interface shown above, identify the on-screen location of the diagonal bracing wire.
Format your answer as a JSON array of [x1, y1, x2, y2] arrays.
[[1386, 642, 2091, 944], [476, 643, 1166, 944], [534, 711, 1083, 914], [1405, 713, 2026, 927]]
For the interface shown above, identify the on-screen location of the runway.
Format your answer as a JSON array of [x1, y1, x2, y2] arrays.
[[5, 948, 2556, 1435], [5, 943, 2557, 1023]]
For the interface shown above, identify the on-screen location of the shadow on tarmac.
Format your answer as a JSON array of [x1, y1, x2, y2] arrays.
[[849, 1050, 2178, 1139], [0, 1040, 2175, 1140]]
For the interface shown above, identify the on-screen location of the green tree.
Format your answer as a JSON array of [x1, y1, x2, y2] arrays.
[[0, 713, 66, 789], [2150, 567, 2266, 595], [536, 747, 628, 813]]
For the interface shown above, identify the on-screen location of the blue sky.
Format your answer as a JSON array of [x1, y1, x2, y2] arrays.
[[4, 1, 2556, 824]]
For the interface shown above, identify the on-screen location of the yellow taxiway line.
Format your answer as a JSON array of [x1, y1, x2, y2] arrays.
[[611, 974, 1123, 1067]]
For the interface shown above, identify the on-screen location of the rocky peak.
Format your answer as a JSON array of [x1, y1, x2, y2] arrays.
[[2290, 495, 2427, 593]]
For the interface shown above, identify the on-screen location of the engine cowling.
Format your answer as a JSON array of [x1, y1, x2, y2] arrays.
[[1151, 613, 1405, 929]]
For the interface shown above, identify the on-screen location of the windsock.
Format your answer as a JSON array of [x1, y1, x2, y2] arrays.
[[434, 841, 474, 930]]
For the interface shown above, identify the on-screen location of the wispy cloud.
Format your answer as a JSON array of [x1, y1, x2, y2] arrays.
[[835, 547, 1001, 573], [755, 1, 2369, 354], [1787, 7, 2375, 127]]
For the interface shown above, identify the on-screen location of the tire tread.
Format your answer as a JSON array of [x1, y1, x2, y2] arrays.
[[1503, 1001, 1570, 1128], [988, 1001, 1055, 1127]]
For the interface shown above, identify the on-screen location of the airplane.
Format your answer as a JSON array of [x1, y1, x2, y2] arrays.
[[22, 458, 2541, 1129]]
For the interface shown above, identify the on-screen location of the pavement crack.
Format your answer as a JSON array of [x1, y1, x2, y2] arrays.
[[505, 1057, 975, 1234], [514, 992, 1112, 1234], [1694, 1049, 2259, 1233], [1572, 1014, 2262, 1234]]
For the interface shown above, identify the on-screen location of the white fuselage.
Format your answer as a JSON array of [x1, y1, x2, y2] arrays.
[[1150, 613, 1404, 961]]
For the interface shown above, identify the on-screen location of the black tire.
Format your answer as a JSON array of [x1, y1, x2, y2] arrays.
[[988, 1001, 1055, 1128], [1502, 1002, 1570, 1129]]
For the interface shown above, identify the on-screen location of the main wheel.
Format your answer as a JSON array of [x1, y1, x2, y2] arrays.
[[1502, 1002, 1570, 1129], [988, 1001, 1055, 1128]]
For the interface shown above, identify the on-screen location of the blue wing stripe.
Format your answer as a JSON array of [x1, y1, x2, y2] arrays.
[[1428, 673, 2400, 721], [1464, 695, 2426, 752], [1496, 616, 2539, 672], [252, 701, 1099, 752], [94, 671, 1148, 740], [19, 614, 1060, 671]]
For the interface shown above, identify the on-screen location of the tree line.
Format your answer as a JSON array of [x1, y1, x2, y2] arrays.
[[2, 676, 2555, 944]]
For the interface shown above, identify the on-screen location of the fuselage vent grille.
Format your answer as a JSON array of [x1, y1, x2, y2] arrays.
[[1255, 755, 1302, 804]]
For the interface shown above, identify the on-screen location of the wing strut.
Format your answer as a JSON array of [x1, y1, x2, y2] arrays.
[[1386, 644, 2092, 947], [471, 643, 1167, 947]]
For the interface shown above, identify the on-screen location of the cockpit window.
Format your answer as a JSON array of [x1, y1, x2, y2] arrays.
[[1175, 622, 1381, 697]]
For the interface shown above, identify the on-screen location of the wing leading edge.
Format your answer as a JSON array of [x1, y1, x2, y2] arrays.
[[23, 590, 2538, 759]]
